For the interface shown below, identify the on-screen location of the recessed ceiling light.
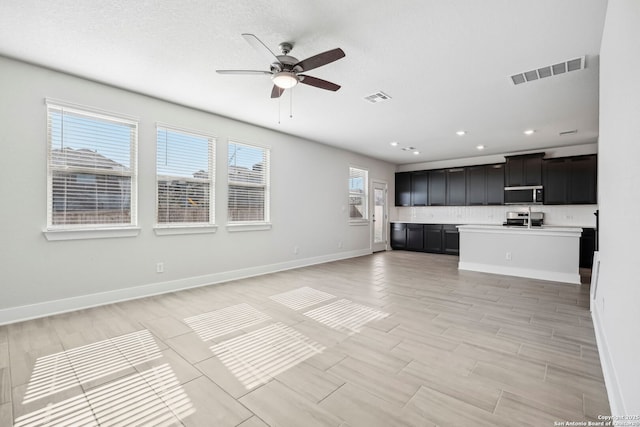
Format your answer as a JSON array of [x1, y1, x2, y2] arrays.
[[476, 145, 485, 150], [390, 141, 398, 146], [413, 151, 420, 155], [456, 130, 467, 136], [524, 129, 535, 135]]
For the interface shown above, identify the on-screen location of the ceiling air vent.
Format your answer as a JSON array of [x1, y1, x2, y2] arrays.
[[559, 129, 578, 136], [510, 56, 585, 85], [364, 91, 392, 103]]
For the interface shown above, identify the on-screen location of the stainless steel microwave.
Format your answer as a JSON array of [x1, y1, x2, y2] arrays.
[[504, 185, 544, 204]]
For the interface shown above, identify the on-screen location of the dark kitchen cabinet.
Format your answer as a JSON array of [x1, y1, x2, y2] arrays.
[[466, 165, 486, 205], [428, 170, 446, 206], [466, 163, 505, 206], [390, 223, 458, 255], [410, 171, 428, 206], [580, 228, 596, 268], [446, 168, 466, 206], [395, 172, 411, 206], [424, 224, 444, 253], [569, 155, 597, 204], [505, 153, 544, 187], [543, 154, 597, 205], [443, 225, 460, 255], [406, 224, 425, 250], [390, 223, 407, 249], [543, 158, 569, 204], [486, 164, 505, 205]]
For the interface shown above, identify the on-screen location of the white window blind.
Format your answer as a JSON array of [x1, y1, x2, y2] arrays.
[[46, 103, 138, 228], [156, 127, 215, 225], [349, 166, 368, 220], [228, 141, 270, 223]]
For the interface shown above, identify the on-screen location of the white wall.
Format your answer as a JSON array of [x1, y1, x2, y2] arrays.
[[0, 56, 395, 324], [595, 0, 640, 415]]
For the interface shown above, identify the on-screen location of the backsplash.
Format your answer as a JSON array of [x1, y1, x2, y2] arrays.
[[393, 205, 598, 227]]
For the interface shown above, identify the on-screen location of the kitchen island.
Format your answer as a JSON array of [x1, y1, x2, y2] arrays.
[[457, 224, 583, 284]]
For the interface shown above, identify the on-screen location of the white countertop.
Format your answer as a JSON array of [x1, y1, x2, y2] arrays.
[[457, 224, 583, 237]]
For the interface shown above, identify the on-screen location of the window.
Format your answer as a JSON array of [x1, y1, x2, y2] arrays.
[[46, 102, 138, 229], [349, 166, 368, 221], [227, 141, 270, 224], [156, 126, 215, 225]]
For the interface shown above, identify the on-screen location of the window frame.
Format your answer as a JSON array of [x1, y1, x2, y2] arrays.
[[43, 99, 140, 241], [226, 140, 271, 231], [154, 124, 217, 235], [349, 165, 369, 225]]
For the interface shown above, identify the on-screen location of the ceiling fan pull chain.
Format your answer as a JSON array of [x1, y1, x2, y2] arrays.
[[290, 87, 294, 119], [278, 92, 281, 124]]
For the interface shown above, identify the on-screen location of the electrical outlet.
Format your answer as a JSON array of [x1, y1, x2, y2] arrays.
[[293, 246, 299, 255], [505, 252, 512, 261], [156, 262, 164, 273], [338, 240, 343, 249]]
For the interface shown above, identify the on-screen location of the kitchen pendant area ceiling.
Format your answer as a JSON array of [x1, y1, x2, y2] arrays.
[[0, 1, 607, 165]]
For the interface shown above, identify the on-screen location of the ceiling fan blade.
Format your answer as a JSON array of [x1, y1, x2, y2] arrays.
[[242, 33, 281, 64], [299, 75, 341, 92], [295, 48, 345, 72], [271, 85, 285, 98], [216, 70, 272, 75]]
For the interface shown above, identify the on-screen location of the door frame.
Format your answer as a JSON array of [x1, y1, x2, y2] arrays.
[[371, 180, 389, 252]]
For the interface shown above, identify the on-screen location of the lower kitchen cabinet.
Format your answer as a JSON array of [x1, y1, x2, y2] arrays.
[[580, 228, 596, 268], [443, 225, 460, 255], [390, 223, 459, 255], [407, 223, 425, 250], [424, 224, 444, 253], [390, 223, 407, 249]]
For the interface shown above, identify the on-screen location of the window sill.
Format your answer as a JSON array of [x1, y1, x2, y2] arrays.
[[349, 220, 370, 226], [154, 224, 218, 236], [226, 222, 272, 232], [43, 227, 141, 241]]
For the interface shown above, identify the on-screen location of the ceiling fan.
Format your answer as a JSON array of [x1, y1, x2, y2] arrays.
[[216, 34, 345, 98]]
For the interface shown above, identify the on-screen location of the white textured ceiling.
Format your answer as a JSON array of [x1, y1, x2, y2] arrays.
[[0, 0, 607, 165]]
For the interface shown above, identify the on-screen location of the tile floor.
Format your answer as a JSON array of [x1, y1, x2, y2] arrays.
[[0, 251, 610, 426]]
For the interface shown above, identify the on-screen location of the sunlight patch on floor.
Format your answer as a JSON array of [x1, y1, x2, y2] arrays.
[[15, 363, 194, 427], [184, 303, 271, 341], [210, 322, 325, 389], [303, 299, 389, 334], [269, 286, 336, 310], [22, 329, 161, 403]]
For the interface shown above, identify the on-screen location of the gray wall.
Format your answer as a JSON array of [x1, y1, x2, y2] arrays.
[[596, 0, 640, 415], [0, 56, 395, 323]]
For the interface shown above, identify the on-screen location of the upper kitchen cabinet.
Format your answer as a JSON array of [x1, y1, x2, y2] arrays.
[[395, 172, 411, 206], [410, 171, 428, 206], [543, 154, 597, 205], [446, 168, 466, 206], [428, 170, 446, 206], [543, 158, 569, 204], [466, 164, 505, 206], [466, 165, 486, 205], [486, 164, 505, 205], [505, 153, 544, 186], [569, 155, 597, 204]]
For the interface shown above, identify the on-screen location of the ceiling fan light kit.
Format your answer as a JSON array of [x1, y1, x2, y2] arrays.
[[272, 71, 298, 89]]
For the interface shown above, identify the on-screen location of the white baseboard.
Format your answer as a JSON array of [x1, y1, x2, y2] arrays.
[[591, 296, 626, 416], [458, 261, 581, 284], [0, 249, 371, 326]]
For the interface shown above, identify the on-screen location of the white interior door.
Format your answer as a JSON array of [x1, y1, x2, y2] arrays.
[[372, 181, 388, 252]]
